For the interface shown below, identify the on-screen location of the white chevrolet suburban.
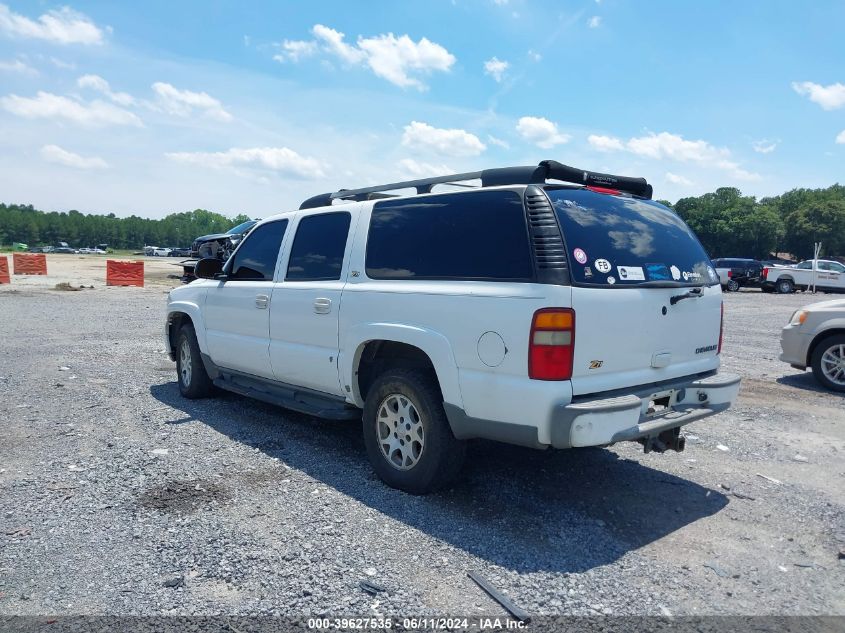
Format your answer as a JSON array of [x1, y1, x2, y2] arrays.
[[165, 160, 740, 494]]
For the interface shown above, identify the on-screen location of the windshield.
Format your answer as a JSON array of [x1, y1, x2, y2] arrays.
[[548, 188, 718, 287], [226, 220, 257, 235]]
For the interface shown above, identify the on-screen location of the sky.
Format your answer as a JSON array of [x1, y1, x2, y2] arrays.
[[0, 0, 843, 219]]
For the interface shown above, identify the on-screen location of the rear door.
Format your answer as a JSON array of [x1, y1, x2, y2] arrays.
[[547, 189, 722, 395], [269, 210, 354, 395]]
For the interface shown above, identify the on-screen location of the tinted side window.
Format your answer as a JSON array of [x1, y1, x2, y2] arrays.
[[228, 220, 287, 281], [366, 190, 532, 281], [796, 261, 813, 269], [286, 212, 351, 281]]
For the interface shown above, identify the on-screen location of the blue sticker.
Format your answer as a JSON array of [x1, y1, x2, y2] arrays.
[[645, 263, 671, 281]]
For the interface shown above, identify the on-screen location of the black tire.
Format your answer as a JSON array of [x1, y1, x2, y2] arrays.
[[362, 368, 466, 494], [726, 279, 740, 292], [776, 278, 794, 294], [175, 324, 214, 398], [810, 334, 845, 392]]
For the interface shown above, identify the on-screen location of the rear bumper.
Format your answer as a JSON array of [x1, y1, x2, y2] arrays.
[[549, 371, 740, 448], [445, 371, 741, 450]]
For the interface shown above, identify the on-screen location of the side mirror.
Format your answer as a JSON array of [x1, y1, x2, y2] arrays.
[[195, 257, 225, 280]]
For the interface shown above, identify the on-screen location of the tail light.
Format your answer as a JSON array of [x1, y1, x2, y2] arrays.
[[585, 185, 621, 196], [727, 270, 733, 278], [717, 302, 724, 354], [761, 267, 769, 280], [529, 308, 575, 380]]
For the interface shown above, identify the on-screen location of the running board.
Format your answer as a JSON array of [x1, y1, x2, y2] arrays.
[[214, 371, 361, 420]]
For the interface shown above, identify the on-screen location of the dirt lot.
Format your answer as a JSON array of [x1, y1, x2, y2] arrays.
[[1, 257, 843, 619]]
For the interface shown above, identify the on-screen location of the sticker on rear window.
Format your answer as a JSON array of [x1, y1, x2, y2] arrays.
[[645, 263, 671, 281], [584, 266, 593, 278], [670, 265, 681, 281], [607, 275, 616, 285], [573, 248, 588, 265], [595, 259, 611, 274], [617, 266, 645, 281]]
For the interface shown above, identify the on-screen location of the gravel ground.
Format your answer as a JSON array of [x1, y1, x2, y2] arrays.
[[1, 276, 843, 619]]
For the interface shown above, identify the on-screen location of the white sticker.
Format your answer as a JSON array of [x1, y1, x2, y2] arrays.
[[682, 271, 689, 280], [595, 259, 612, 274], [617, 266, 645, 281], [607, 276, 616, 285], [670, 265, 681, 281], [573, 248, 588, 265]]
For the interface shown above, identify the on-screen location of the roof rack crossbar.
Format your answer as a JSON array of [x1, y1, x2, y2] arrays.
[[298, 161, 652, 209]]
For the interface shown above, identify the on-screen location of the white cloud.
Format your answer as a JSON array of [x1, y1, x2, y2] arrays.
[[284, 24, 455, 89], [398, 158, 454, 178], [487, 135, 510, 149], [401, 121, 486, 157], [166, 147, 325, 179], [273, 39, 318, 63], [483, 57, 508, 82], [0, 91, 141, 127], [0, 4, 105, 45], [356, 32, 455, 90], [78, 74, 134, 106], [791, 81, 845, 111], [752, 139, 779, 154], [528, 50, 542, 62], [836, 130, 845, 145], [49, 56, 76, 70], [587, 130, 760, 181], [588, 16, 602, 28], [665, 172, 692, 186], [151, 82, 231, 122], [41, 144, 108, 169], [516, 116, 571, 148], [0, 58, 35, 74], [588, 134, 625, 152]]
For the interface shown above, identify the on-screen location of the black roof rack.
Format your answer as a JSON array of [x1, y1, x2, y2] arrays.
[[299, 160, 652, 209]]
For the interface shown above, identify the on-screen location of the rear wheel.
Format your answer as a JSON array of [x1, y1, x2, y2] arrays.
[[362, 368, 465, 494], [176, 324, 214, 398], [811, 334, 845, 392], [777, 278, 794, 294], [726, 279, 740, 292]]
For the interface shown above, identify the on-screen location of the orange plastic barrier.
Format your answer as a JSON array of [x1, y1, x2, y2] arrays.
[[13, 253, 47, 275], [106, 260, 144, 287], [0, 256, 9, 284]]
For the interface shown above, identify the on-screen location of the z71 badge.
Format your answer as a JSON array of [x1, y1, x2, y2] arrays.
[[589, 360, 604, 369]]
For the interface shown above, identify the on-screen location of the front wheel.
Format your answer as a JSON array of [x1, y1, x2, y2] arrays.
[[777, 278, 794, 294], [176, 324, 214, 398], [362, 368, 466, 494], [811, 334, 845, 392]]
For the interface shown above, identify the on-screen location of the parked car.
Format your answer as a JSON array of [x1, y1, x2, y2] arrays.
[[761, 259, 845, 294], [712, 258, 763, 292], [151, 247, 172, 257], [180, 219, 260, 283], [165, 160, 740, 494], [53, 242, 77, 254], [780, 298, 845, 391], [168, 247, 192, 257]]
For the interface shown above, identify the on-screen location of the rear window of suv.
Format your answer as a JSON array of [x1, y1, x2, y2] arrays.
[[547, 189, 718, 287], [366, 190, 532, 281]]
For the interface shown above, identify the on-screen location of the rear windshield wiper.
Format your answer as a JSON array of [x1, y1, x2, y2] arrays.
[[670, 287, 704, 305]]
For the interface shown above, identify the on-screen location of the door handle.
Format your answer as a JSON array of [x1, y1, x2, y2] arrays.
[[255, 294, 269, 309], [314, 297, 332, 314]]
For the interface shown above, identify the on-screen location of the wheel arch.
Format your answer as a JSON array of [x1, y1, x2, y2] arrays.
[[806, 327, 845, 367], [165, 302, 207, 360], [342, 324, 463, 409]]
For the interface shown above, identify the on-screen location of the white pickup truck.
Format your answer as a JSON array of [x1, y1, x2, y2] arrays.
[[761, 260, 845, 294]]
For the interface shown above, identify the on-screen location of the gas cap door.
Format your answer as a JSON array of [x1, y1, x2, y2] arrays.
[[651, 351, 672, 368]]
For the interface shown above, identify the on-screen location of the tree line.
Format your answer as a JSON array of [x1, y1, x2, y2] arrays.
[[1, 182, 844, 258], [0, 204, 251, 250], [661, 183, 845, 261]]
